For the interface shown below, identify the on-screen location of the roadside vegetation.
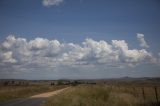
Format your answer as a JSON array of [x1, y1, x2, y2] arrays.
[[1, 79, 160, 106], [44, 84, 160, 106], [0, 84, 66, 102]]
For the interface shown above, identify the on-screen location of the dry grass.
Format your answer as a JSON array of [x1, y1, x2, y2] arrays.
[[44, 85, 160, 106], [0, 85, 66, 102]]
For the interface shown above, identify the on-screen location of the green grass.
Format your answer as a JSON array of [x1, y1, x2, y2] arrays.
[[44, 85, 160, 106], [0, 85, 66, 102]]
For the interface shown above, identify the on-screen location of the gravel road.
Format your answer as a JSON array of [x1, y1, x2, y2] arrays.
[[0, 87, 70, 106]]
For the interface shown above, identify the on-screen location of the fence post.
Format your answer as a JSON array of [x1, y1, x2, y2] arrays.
[[154, 86, 158, 103], [142, 87, 145, 101]]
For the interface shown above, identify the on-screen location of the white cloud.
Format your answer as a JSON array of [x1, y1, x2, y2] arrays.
[[29, 38, 49, 50], [112, 40, 152, 63], [0, 51, 17, 63], [0, 34, 158, 73], [2, 35, 16, 49], [137, 33, 149, 48], [42, 0, 63, 7]]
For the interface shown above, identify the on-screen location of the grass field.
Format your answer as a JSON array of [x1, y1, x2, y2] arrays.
[[0, 85, 66, 103], [44, 84, 160, 106]]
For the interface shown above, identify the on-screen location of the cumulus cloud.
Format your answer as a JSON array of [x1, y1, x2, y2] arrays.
[[112, 40, 152, 63], [137, 33, 149, 48], [0, 34, 158, 74], [0, 51, 17, 63], [42, 0, 63, 7]]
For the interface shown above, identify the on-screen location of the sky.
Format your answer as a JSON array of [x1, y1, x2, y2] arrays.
[[0, 0, 160, 79]]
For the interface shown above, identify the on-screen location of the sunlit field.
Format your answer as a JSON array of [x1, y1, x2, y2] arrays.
[[0, 84, 66, 103], [44, 84, 160, 106]]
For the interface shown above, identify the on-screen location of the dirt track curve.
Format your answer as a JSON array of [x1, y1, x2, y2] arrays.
[[0, 87, 70, 106]]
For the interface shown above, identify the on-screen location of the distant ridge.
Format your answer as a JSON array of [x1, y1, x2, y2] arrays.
[[0, 77, 160, 81]]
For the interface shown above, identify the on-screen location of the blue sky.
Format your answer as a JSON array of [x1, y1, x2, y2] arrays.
[[0, 0, 160, 79]]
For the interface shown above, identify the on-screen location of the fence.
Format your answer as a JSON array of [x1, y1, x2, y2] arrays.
[[109, 85, 160, 104], [131, 86, 159, 105]]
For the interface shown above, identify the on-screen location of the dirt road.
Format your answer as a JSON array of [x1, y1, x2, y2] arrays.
[[0, 87, 70, 106]]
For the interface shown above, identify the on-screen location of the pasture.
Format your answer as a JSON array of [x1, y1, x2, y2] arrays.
[[0, 81, 67, 103], [44, 82, 160, 106]]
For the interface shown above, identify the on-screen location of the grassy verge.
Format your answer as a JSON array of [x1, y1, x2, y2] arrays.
[[0, 85, 67, 103], [44, 85, 160, 106]]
